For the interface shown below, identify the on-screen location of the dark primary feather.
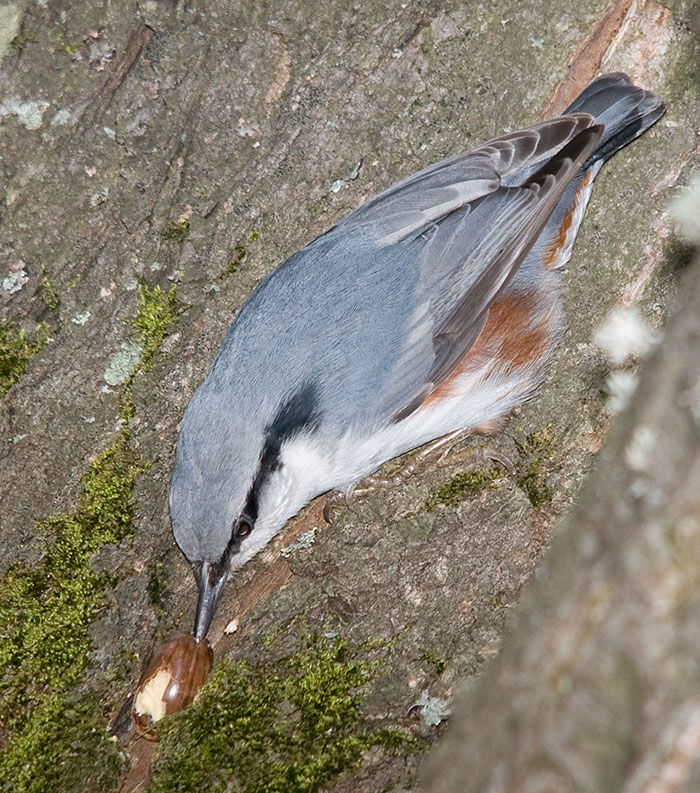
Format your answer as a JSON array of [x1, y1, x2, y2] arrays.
[[565, 73, 666, 168], [335, 113, 597, 245]]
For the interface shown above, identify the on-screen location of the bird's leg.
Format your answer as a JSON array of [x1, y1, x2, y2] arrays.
[[323, 426, 514, 522]]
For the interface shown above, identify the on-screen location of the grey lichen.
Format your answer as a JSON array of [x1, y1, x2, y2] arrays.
[[103, 341, 144, 385]]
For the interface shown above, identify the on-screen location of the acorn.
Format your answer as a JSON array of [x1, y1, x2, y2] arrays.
[[133, 633, 213, 739]]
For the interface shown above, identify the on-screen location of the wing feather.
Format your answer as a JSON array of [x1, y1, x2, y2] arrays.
[[387, 124, 603, 421], [336, 113, 596, 245]]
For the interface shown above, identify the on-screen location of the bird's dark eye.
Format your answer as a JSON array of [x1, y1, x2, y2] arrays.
[[237, 520, 252, 538]]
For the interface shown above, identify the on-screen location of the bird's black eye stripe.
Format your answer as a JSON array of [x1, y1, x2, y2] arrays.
[[266, 382, 321, 444], [254, 382, 320, 487], [225, 383, 321, 557], [243, 484, 261, 527]]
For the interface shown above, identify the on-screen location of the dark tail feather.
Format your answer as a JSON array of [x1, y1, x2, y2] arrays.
[[565, 73, 665, 167]]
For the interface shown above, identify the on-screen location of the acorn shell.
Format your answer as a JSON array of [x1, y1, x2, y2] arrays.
[[133, 633, 213, 739]]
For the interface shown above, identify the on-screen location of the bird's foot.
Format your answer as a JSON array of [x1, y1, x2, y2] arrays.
[[323, 488, 353, 523], [323, 429, 514, 523]]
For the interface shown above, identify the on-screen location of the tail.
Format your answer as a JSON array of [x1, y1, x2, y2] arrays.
[[513, 75, 664, 277], [563, 73, 665, 168]]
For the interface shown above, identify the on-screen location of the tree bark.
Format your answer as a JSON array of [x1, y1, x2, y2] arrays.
[[0, 1, 698, 790]]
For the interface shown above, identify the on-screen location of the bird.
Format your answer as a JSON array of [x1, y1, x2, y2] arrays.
[[169, 73, 664, 640]]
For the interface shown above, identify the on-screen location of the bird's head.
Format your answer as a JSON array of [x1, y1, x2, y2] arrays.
[[169, 386, 263, 638], [169, 380, 321, 639]]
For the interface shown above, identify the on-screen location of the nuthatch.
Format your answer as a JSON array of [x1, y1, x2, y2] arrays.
[[169, 73, 664, 639]]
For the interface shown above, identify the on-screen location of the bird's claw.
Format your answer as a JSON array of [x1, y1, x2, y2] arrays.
[[323, 484, 358, 523]]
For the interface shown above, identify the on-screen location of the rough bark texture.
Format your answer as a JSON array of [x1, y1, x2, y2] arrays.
[[0, 0, 698, 791]]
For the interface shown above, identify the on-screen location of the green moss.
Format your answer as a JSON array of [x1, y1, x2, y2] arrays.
[[0, 412, 146, 792], [219, 229, 260, 279], [423, 464, 501, 511], [222, 245, 247, 278], [0, 279, 184, 787], [55, 33, 77, 58], [415, 649, 447, 675], [513, 426, 555, 509], [161, 219, 190, 243], [0, 694, 125, 793], [10, 34, 37, 54], [0, 320, 49, 397], [148, 634, 420, 793], [40, 267, 61, 314], [0, 283, 184, 789], [111, 645, 141, 687], [124, 282, 187, 370], [148, 561, 168, 619]]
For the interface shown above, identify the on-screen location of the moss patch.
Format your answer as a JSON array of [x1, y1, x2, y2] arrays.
[[513, 426, 555, 509], [147, 560, 168, 620], [219, 229, 260, 280], [148, 634, 420, 793], [0, 283, 185, 791], [161, 219, 190, 243], [0, 320, 49, 397], [40, 266, 61, 314], [0, 694, 126, 793], [415, 648, 447, 675], [124, 282, 188, 369], [0, 408, 145, 792], [10, 34, 38, 55], [423, 464, 502, 512]]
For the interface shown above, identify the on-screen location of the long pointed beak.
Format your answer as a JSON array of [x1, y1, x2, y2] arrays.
[[193, 560, 228, 640]]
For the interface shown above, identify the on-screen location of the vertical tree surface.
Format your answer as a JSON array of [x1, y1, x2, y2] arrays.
[[0, 0, 698, 790]]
